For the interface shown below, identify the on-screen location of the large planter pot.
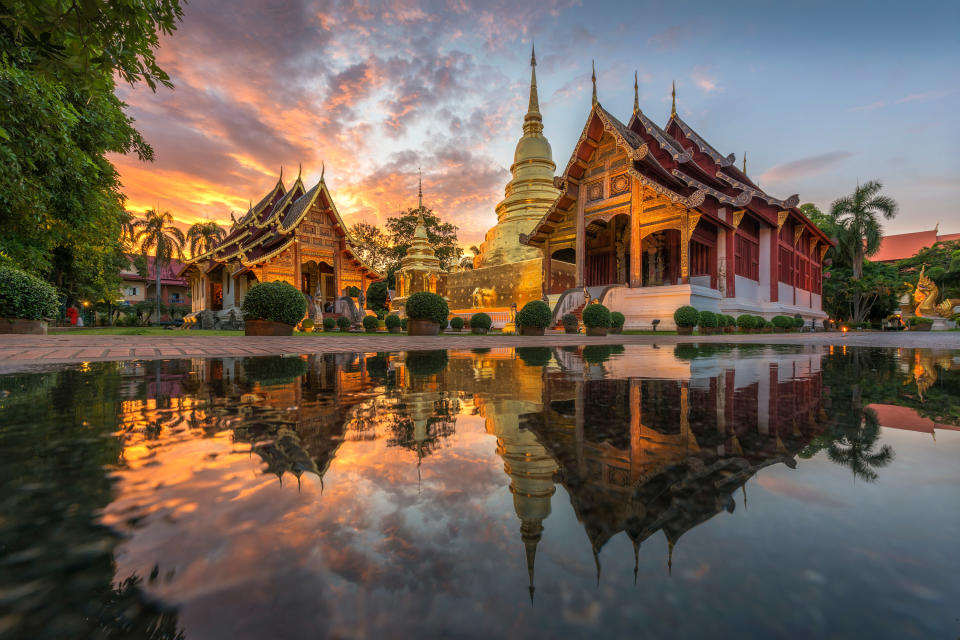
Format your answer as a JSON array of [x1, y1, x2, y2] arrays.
[[911, 324, 932, 331], [389, 326, 402, 334], [378, 320, 387, 330], [519, 326, 546, 336], [407, 319, 440, 336], [471, 327, 488, 335], [564, 327, 579, 334], [610, 327, 623, 334], [0, 317, 48, 335], [724, 326, 735, 334], [586, 326, 608, 336], [677, 325, 694, 336], [245, 319, 294, 336], [699, 327, 715, 335]]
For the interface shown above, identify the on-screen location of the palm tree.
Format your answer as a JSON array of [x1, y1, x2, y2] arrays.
[[186, 220, 226, 258], [830, 180, 898, 279], [134, 209, 185, 323]]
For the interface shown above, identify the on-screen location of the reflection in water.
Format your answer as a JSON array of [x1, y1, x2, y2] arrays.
[[1, 345, 959, 639]]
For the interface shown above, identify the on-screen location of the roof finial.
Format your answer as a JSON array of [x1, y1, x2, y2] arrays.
[[417, 166, 423, 212], [671, 80, 676, 118], [320, 161, 325, 181], [297, 162, 302, 179], [523, 43, 543, 135], [279, 165, 283, 181], [742, 151, 747, 174], [633, 70, 640, 115], [667, 539, 674, 576], [591, 60, 598, 106]]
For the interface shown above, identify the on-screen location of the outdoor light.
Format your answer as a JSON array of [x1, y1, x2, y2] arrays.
[[652, 319, 660, 331]]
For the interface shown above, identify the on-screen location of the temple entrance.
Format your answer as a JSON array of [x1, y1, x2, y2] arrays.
[[303, 260, 337, 314], [209, 267, 224, 311], [584, 214, 631, 287], [641, 230, 681, 286]]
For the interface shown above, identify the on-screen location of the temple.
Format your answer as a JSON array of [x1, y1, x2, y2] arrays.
[[522, 72, 832, 328], [180, 167, 380, 326]]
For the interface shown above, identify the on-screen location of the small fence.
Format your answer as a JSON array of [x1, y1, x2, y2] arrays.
[[448, 308, 513, 329]]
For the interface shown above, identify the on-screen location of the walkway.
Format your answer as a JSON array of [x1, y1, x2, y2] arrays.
[[1, 331, 958, 372]]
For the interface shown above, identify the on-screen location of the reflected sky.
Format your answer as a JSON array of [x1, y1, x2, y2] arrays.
[[1, 345, 958, 639]]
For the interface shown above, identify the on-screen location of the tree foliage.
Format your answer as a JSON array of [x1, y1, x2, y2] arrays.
[[134, 209, 184, 321], [896, 239, 960, 300], [349, 222, 391, 274], [829, 180, 898, 279], [0, 1, 183, 305], [822, 262, 902, 323], [187, 221, 226, 258]]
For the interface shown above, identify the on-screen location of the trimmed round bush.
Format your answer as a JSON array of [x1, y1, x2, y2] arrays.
[[450, 316, 464, 331], [698, 310, 718, 328], [736, 314, 755, 330], [406, 350, 449, 377], [793, 315, 805, 328], [516, 300, 552, 329], [401, 317, 409, 330], [406, 291, 449, 325], [581, 303, 611, 328], [362, 315, 379, 332], [726, 314, 737, 327], [674, 305, 699, 328], [756, 316, 771, 329], [242, 280, 307, 326], [385, 314, 401, 329], [336, 316, 352, 331], [0, 266, 59, 320], [365, 280, 389, 312], [610, 311, 625, 329], [242, 356, 309, 387], [583, 344, 618, 364], [562, 313, 579, 330], [772, 315, 793, 329], [470, 312, 492, 330], [322, 317, 336, 331], [716, 314, 730, 328]]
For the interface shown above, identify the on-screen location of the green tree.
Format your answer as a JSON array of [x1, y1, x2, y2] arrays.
[[896, 239, 960, 300], [134, 209, 184, 322], [349, 222, 391, 274], [830, 181, 899, 279], [187, 220, 226, 258], [386, 207, 461, 273]]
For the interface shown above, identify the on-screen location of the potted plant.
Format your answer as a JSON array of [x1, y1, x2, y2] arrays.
[[322, 317, 336, 332], [300, 318, 315, 333], [758, 317, 773, 333], [336, 316, 352, 332], [610, 311, 625, 334], [242, 281, 307, 336], [450, 316, 465, 332], [771, 315, 792, 333], [581, 303, 611, 336], [516, 300, 552, 336], [362, 315, 379, 333], [385, 314, 402, 333], [0, 266, 59, 335], [470, 312, 492, 335], [736, 314, 754, 333], [673, 305, 698, 336], [562, 313, 579, 334], [697, 310, 718, 335], [406, 291, 449, 336], [794, 315, 805, 332]]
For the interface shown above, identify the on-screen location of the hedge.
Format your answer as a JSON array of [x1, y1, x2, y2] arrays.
[[736, 314, 755, 329], [610, 311, 625, 329], [406, 291, 449, 325], [771, 315, 793, 329], [0, 266, 59, 320], [450, 316, 464, 331], [241, 281, 307, 326], [516, 300, 552, 329], [362, 315, 379, 332], [674, 305, 699, 327], [793, 315, 805, 328], [562, 313, 579, 330], [322, 317, 336, 331], [385, 314, 401, 329], [365, 280, 389, 312], [470, 312, 492, 330], [581, 303, 611, 328], [336, 316, 352, 330]]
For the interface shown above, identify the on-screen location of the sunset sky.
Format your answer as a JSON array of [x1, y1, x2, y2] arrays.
[[112, 0, 960, 247]]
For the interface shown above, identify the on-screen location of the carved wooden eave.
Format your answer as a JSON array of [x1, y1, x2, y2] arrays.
[[793, 225, 804, 246], [716, 171, 799, 209], [731, 210, 746, 229], [670, 169, 750, 213], [240, 236, 295, 267], [629, 109, 691, 163], [819, 244, 829, 261], [254, 177, 305, 229], [668, 114, 735, 167], [777, 211, 790, 231]]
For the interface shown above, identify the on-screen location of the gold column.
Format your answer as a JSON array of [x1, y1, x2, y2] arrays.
[[630, 180, 642, 287], [680, 209, 690, 284], [575, 183, 586, 287]]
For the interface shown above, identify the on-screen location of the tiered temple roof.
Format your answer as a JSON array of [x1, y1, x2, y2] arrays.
[[189, 168, 380, 277], [523, 80, 831, 247]]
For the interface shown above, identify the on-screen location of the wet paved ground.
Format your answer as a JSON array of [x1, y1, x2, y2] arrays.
[[1, 330, 958, 371]]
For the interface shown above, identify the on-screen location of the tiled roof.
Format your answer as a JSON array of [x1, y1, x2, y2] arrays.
[[120, 255, 189, 286], [870, 229, 960, 262]]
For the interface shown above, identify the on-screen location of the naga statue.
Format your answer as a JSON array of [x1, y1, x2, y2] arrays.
[[912, 265, 960, 318]]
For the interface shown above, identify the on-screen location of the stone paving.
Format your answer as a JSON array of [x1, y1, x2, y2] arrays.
[[0, 330, 958, 372]]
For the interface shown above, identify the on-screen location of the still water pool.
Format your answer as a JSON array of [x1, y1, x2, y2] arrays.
[[0, 344, 958, 639]]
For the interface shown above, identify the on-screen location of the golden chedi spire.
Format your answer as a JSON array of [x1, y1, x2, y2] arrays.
[[671, 80, 677, 118], [633, 70, 640, 116], [400, 170, 440, 272], [473, 46, 559, 268]]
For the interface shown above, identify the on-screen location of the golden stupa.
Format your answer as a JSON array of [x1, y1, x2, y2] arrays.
[[474, 45, 560, 268], [394, 172, 446, 304]]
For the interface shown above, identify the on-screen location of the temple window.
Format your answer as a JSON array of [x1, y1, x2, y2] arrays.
[[690, 241, 712, 277], [734, 218, 760, 281]]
